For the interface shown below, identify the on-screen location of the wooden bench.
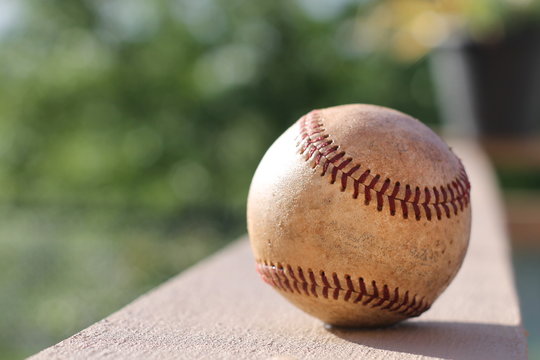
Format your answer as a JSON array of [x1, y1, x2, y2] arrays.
[[30, 140, 527, 359]]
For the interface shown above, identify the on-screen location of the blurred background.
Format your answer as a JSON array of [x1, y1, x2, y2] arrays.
[[0, 0, 539, 358]]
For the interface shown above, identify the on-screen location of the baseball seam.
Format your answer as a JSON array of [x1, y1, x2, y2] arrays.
[[257, 261, 431, 318], [297, 111, 471, 221]]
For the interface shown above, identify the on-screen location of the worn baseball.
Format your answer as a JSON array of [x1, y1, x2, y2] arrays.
[[247, 104, 471, 327]]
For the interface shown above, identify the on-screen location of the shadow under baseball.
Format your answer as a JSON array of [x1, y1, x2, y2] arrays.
[[325, 320, 526, 360]]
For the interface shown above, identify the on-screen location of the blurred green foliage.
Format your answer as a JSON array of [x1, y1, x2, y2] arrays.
[[497, 168, 540, 190], [0, 0, 439, 358]]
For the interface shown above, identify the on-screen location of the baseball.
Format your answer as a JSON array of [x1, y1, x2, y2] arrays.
[[247, 104, 471, 327]]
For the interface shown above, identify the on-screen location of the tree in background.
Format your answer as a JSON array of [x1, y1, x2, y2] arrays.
[[0, 0, 438, 358]]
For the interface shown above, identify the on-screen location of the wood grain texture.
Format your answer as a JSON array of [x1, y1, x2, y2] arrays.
[[29, 140, 527, 360]]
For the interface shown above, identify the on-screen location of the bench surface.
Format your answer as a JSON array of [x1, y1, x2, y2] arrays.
[[30, 141, 527, 359]]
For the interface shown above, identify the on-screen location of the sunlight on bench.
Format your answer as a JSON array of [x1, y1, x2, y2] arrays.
[[30, 140, 527, 359]]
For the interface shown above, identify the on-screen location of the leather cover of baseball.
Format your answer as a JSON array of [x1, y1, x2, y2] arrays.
[[247, 104, 471, 327]]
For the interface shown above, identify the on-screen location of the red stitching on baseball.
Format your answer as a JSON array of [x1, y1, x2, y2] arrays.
[[297, 111, 471, 221], [257, 261, 431, 318]]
